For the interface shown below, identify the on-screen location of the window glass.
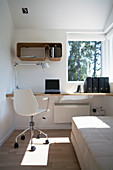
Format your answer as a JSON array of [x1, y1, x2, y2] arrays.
[[68, 41, 102, 81]]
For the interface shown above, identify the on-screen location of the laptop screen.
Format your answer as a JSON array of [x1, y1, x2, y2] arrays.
[[45, 79, 59, 90]]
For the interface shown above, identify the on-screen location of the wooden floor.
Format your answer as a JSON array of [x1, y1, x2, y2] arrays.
[[0, 130, 81, 170]]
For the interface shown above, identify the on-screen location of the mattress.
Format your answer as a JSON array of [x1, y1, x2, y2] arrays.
[[71, 116, 113, 170]]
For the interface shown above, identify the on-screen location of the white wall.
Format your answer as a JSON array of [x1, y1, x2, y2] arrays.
[[13, 94, 106, 130], [14, 29, 84, 93], [0, 0, 14, 146], [103, 96, 113, 116], [2, 18, 112, 132], [13, 29, 81, 129], [104, 6, 113, 32], [0, 0, 113, 145], [11, 28, 108, 130]]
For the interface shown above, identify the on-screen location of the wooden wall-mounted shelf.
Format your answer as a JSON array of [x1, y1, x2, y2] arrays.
[[6, 93, 113, 97], [17, 43, 62, 61]]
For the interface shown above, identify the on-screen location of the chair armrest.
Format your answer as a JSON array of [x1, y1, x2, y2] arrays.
[[42, 97, 49, 112]]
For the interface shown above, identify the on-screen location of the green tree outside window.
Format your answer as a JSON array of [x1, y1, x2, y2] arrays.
[[68, 41, 101, 81]]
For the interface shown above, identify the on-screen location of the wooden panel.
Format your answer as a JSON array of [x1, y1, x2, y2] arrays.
[[0, 130, 81, 169], [6, 93, 113, 97], [49, 57, 62, 61]]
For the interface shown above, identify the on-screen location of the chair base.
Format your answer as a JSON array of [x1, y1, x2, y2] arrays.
[[14, 116, 49, 151], [30, 146, 36, 152]]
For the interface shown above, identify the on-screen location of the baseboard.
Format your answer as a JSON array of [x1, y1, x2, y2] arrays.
[[14, 124, 71, 130], [0, 128, 14, 147]]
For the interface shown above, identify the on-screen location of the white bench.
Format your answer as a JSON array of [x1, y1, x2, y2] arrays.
[[71, 116, 113, 170]]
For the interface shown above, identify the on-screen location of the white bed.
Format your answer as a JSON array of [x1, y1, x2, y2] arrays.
[[71, 116, 113, 170]]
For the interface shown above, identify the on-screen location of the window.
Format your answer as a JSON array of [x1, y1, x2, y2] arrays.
[[68, 41, 102, 81]]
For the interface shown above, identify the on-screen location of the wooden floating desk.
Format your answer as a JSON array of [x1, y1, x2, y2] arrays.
[[6, 93, 113, 97]]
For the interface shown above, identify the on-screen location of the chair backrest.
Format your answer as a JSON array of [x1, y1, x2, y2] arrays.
[[13, 89, 39, 116]]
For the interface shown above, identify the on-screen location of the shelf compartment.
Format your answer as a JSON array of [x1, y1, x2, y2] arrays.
[[17, 42, 62, 61], [49, 43, 62, 61]]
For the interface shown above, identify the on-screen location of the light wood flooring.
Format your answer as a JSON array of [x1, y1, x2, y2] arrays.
[[0, 130, 81, 170]]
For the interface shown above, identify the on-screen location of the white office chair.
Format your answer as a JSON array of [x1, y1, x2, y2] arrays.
[[13, 88, 49, 151]]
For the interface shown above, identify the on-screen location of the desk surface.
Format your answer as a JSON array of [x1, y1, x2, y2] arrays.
[[6, 93, 113, 97]]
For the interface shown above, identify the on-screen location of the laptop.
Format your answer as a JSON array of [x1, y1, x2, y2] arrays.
[[45, 79, 60, 94]]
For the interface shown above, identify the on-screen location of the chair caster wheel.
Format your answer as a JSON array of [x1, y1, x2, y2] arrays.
[[45, 140, 49, 144], [37, 134, 41, 138], [14, 142, 19, 148], [31, 146, 36, 151], [21, 135, 25, 140]]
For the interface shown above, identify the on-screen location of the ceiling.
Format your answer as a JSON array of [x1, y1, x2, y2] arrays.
[[7, 0, 113, 31]]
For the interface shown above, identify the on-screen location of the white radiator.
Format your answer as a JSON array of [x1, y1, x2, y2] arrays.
[[54, 103, 90, 123]]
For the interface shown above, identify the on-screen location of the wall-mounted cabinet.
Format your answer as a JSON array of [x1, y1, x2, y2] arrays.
[[17, 43, 62, 61]]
